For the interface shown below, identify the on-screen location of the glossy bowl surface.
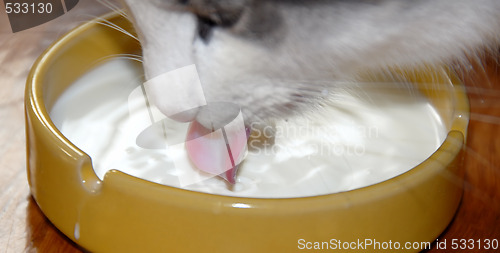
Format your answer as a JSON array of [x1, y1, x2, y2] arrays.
[[25, 13, 469, 253]]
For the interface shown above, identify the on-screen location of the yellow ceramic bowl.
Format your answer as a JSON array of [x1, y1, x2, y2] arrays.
[[25, 13, 469, 253]]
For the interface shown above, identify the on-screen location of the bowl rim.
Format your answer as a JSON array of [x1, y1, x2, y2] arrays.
[[24, 11, 471, 253]]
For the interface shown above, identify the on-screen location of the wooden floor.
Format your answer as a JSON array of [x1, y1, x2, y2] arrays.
[[0, 2, 498, 252]]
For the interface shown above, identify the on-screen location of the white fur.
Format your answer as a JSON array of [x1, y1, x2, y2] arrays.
[[122, 0, 500, 125]]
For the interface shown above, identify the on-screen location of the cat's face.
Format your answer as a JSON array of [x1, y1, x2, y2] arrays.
[[122, 0, 500, 127]]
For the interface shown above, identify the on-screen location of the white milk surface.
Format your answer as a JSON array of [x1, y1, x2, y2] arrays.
[[50, 59, 447, 198]]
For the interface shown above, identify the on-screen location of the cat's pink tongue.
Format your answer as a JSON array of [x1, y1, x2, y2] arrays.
[[185, 120, 249, 184]]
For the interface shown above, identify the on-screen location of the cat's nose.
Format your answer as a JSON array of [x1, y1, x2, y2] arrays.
[[181, 0, 247, 26], [194, 102, 241, 130]]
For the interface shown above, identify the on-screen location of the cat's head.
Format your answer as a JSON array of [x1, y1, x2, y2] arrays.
[[122, 0, 500, 128]]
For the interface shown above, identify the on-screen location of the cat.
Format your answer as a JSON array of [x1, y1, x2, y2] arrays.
[[119, 0, 500, 129]]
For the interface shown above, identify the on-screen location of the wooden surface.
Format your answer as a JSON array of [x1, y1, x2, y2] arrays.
[[0, 2, 499, 252]]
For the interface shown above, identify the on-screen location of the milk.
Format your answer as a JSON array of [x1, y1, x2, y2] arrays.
[[50, 59, 446, 198]]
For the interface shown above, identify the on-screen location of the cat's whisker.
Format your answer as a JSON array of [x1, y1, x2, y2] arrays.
[[88, 54, 144, 71], [93, 19, 139, 42], [470, 113, 500, 125], [110, 53, 143, 62], [96, 0, 130, 20], [98, 53, 142, 61], [462, 146, 500, 205], [464, 146, 500, 176], [466, 87, 500, 98]]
